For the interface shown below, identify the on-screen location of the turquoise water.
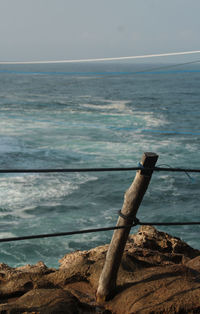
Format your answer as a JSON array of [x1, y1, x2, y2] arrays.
[[0, 62, 199, 267]]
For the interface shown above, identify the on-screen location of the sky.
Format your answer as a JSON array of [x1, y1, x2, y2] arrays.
[[0, 0, 200, 62]]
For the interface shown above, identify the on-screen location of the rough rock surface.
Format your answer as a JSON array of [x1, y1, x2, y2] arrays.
[[0, 226, 200, 313]]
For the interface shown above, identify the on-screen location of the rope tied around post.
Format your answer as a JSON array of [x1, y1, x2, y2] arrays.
[[118, 210, 140, 225]]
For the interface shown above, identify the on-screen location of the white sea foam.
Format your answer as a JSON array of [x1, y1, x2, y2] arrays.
[[138, 111, 169, 128], [0, 174, 98, 213], [82, 100, 131, 112], [0, 232, 15, 238]]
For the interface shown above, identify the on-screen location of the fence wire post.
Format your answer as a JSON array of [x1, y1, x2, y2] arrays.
[[96, 152, 158, 303]]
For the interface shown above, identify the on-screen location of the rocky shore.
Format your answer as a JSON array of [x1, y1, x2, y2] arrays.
[[0, 225, 200, 313]]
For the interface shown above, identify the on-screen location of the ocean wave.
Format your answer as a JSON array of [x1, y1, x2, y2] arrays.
[[0, 174, 98, 212]]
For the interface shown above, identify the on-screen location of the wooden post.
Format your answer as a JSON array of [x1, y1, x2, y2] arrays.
[[96, 152, 158, 302]]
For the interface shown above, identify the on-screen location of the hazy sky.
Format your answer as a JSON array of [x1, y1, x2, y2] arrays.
[[0, 0, 200, 61]]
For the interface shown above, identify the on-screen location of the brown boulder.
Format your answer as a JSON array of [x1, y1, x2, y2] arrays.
[[130, 225, 199, 258]]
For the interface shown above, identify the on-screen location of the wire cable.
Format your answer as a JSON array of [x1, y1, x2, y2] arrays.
[[1, 50, 200, 64], [0, 166, 200, 174], [0, 221, 200, 243]]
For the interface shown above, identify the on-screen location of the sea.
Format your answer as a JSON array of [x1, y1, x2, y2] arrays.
[[0, 61, 199, 268]]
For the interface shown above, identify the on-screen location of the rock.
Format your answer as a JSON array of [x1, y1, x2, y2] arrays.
[[0, 261, 56, 298], [0, 226, 200, 313], [0, 288, 95, 313], [59, 245, 109, 289], [105, 263, 200, 313], [130, 225, 199, 258], [185, 255, 200, 271]]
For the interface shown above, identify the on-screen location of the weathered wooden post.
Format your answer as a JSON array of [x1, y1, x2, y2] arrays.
[[96, 152, 158, 302]]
